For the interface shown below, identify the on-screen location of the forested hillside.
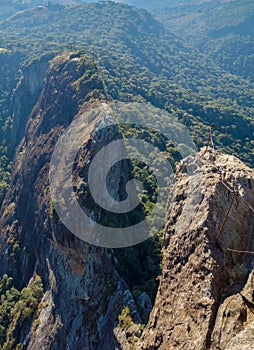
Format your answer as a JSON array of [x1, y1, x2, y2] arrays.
[[151, 0, 254, 82], [0, 2, 253, 206], [88, 0, 254, 82], [0, 2, 253, 347]]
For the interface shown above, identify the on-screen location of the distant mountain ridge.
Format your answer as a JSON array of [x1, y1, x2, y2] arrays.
[[151, 0, 254, 82], [2, 0, 253, 81], [0, 0, 237, 19], [0, 1, 253, 166], [0, 0, 253, 207]]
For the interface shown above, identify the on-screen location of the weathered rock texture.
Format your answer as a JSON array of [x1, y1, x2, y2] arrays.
[[1, 49, 254, 350], [0, 52, 142, 350], [11, 53, 54, 150], [138, 149, 254, 350]]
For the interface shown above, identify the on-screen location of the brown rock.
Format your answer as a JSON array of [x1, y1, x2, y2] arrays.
[[138, 148, 254, 350], [0, 52, 140, 350]]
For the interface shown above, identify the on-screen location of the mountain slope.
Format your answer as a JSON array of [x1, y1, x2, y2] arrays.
[[0, 51, 253, 347], [0, 2, 253, 169], [0, 3, 253, 348], [0, 52, 143, 350], [153, 0, 254, 82]]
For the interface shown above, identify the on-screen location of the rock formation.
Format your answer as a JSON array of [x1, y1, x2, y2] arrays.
[[11, 53, 54, 150], [138, 149, 254, 350], [0, 50, 253, 349], [0, 52, 143, 349]]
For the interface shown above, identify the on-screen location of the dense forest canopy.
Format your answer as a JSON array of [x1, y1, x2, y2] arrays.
[[151, 0, 254, 82], [1, 0, 254, 80], [0, 1, 253, 199]]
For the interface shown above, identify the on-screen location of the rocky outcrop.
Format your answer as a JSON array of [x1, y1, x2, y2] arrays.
[[138, 149, 254, 350], [0, 52, 142, 349], [1, 49, 254, 350], [11, 53, 54, 151]]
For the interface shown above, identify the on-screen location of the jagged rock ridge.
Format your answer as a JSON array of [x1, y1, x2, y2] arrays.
[[0, 49, 253, 350], [138, 149, 254, 350], [0, 52, 143, 349]]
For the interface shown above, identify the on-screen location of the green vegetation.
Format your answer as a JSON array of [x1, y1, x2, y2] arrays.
[[6, 220, 20, 280], [0, 0, 253, 328], [115, 231, 162, 303], [118, 306, 133, 331], [0, 2, 253, 181], [0, 153, 11, 205], [118, 306, 144, 348], [0, 49, 22, 204], [0, 274, 43, 349], [154, 0, 254, 82]]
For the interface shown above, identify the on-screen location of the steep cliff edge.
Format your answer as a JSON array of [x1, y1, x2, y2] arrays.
[[11, 53, 55, 152], [0, 49, 254, 350], [138, 149, 254, 350], [0, 52, 143, 350]]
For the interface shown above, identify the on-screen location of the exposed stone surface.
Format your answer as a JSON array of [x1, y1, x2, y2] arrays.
[[138, 148, 254, 350], [11, 53, 54, 149], [211, 270, 254, 350], [137, 292, 153, 317], [1, 49, 254, 350], [0, 52, 140, 349], [226, 320, 254, 350]]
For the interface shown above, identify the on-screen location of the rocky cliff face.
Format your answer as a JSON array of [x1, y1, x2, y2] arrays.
[[0, 50, 253, 350], [11, 53, 54, 151], [138, 149, 254, 350], [0, 52, 143, 349]]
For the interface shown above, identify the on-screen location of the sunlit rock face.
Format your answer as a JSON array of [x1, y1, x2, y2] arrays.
[[138, 149, 254, 350], [1, 49, 254, 350]]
